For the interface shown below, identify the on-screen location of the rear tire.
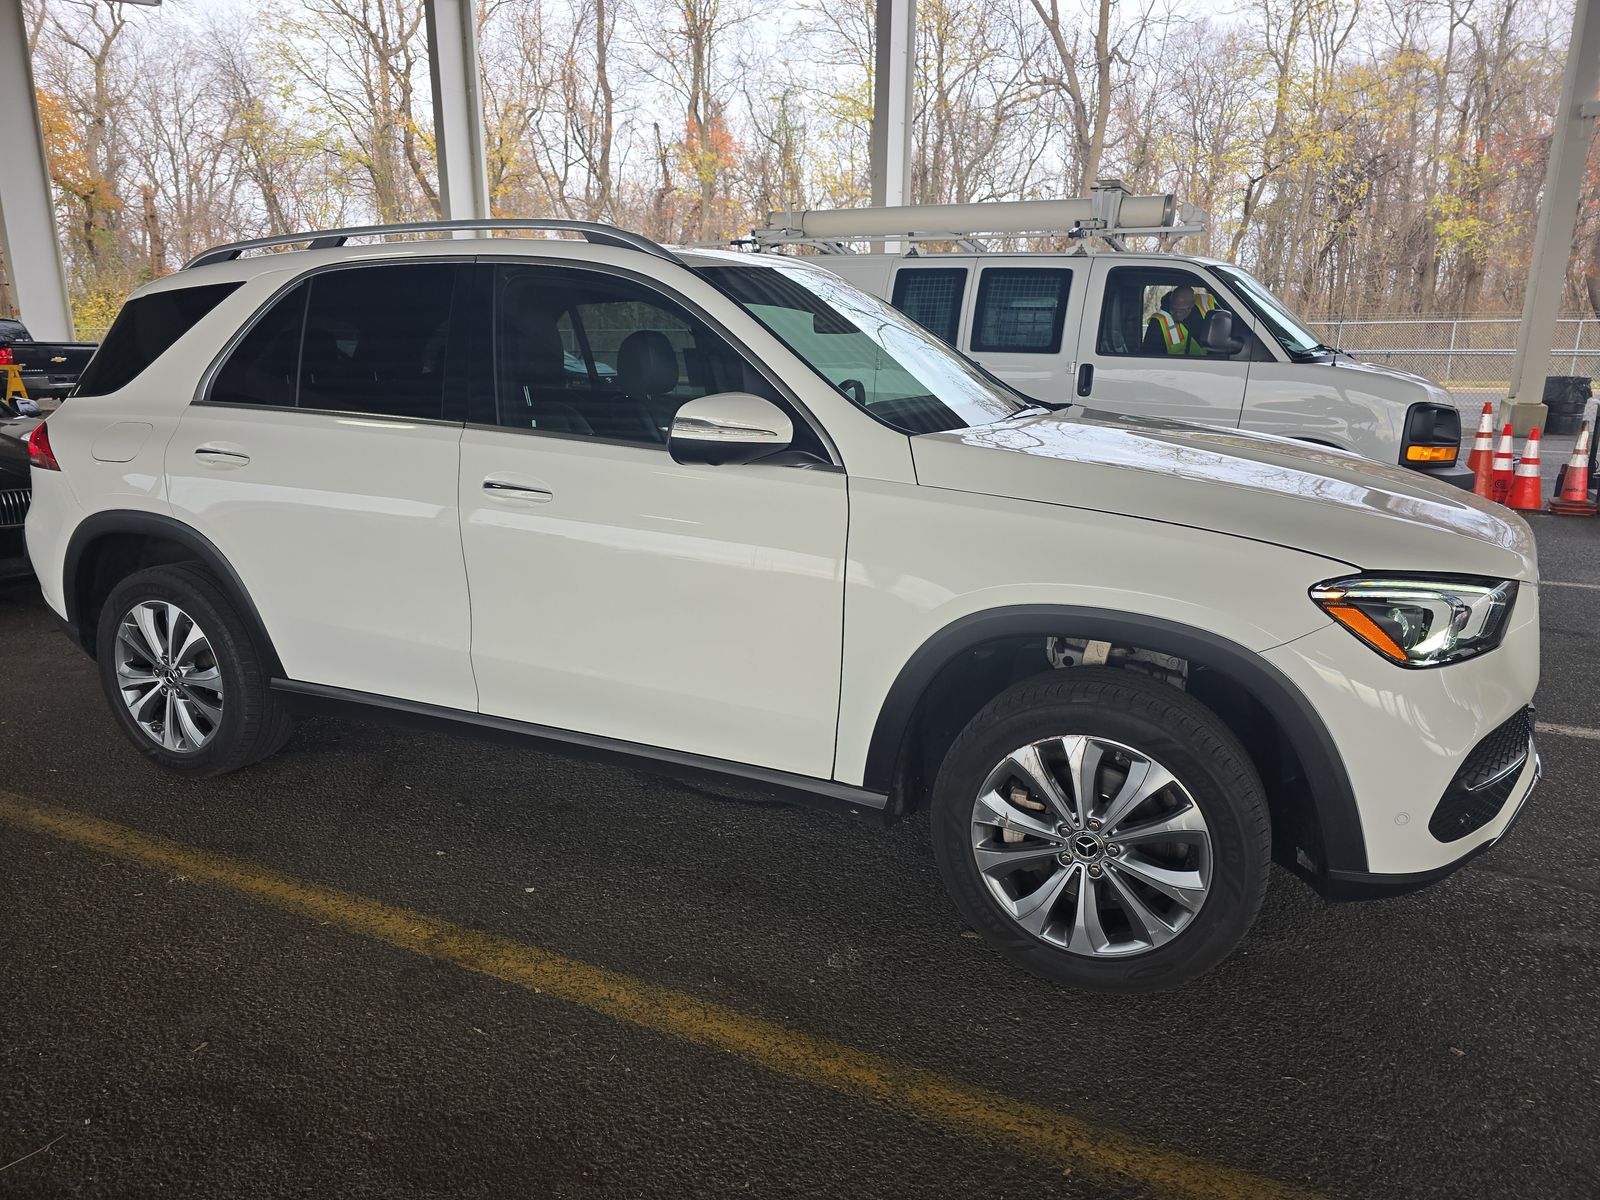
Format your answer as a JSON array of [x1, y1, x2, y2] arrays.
[[96, 564, 293, 776], [930, 669, 1270, 992]]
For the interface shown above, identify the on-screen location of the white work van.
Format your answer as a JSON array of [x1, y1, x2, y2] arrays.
[[753, 187, 1471, 487]]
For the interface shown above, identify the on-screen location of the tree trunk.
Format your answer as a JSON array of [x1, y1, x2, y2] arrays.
[[141, 184, 165, 279]]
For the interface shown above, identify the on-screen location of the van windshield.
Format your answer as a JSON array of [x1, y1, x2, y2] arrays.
[[1210, 266, 1327, 359], [696, 258, 1032, 435]]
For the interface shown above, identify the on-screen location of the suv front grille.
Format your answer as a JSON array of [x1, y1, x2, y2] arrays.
[[1429, 706, 1534, 843], [0, 488, 29, 529]]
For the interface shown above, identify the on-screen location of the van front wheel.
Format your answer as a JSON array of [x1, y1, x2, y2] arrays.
[[929, 669, 1271, 992]]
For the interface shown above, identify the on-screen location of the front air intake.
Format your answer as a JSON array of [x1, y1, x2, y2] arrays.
[[1428, 707, 1534, 842]]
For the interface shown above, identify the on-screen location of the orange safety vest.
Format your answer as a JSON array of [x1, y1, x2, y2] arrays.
[[1193, 289, 1216, 316]]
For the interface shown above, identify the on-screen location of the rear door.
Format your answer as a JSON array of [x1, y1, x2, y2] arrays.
[[959, 263, 1078, 404], [1074, 259, 1258, 427], [166, 259, 478, 710]]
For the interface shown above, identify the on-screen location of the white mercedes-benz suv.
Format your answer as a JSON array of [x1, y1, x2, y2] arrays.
[[25, 220, 1540, 991]]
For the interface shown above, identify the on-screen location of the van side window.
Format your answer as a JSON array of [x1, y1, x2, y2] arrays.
[[970, 269, 1072, 354], [1097, 268, 1254, 361], [891, 268, 967, 345]]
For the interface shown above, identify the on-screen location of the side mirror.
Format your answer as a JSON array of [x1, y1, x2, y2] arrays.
[[1203, 310, 1234, 351], [668, 392, 794, 466]]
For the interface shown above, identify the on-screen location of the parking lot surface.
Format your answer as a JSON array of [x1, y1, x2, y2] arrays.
[[2, 510, 1598, 1200]]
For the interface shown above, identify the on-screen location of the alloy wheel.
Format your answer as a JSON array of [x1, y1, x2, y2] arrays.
[[113, 600, 225, 753], [969, 734, 1212, 956]]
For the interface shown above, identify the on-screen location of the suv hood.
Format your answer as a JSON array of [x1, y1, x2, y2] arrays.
[[912, 407, 1536, 580]]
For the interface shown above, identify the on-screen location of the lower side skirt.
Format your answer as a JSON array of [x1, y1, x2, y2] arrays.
[[271, 678, 890, 820]]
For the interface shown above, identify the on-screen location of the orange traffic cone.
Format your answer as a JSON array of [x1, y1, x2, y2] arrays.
[[1506, 428, 1543, 512], [1489, 423, 1516, 505], [1472, 423, 1497, 498], [1549, 422, 1597, 515], [1466, 402, 1495, 475]]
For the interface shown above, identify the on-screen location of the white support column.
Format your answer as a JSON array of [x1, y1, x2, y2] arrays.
[[0, 0, 74, 339], [1505, 0, 1600, 434], [425, 0, 491, 223], [869, 0, 916, 210]]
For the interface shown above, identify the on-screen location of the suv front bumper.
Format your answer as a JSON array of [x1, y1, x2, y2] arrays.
[[1321, 747, 1539, 900], [1261, 584, 1541, 888]]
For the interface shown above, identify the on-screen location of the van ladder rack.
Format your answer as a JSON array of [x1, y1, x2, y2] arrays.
[[184, 219, 682, 270], [751, 180, 1206, 253]]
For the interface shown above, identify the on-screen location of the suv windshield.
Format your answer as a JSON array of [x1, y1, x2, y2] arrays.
[[1210, 266, 1326, 359], [696, 258, 1030, 435]]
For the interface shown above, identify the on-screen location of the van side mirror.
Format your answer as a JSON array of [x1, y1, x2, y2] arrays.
[[668, 392, 794, 465], [1203, 310, 1240, 353]]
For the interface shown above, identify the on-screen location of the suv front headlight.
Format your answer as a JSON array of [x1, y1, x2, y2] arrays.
[[1309, 576, 1517, 667]]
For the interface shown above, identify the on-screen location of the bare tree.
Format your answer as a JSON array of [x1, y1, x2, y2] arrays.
[[269, 0, 439, 221]]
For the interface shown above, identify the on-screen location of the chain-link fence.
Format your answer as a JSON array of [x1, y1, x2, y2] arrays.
[[1303, 316, 1600, 391]]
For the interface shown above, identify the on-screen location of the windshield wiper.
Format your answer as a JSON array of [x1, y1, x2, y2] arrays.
[[1006, 400, 1063, 418], [1288, 345, 1334, 362]]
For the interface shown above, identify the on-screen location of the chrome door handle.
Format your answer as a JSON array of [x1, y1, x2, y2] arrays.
[[194, 445, 250, 468], [482, 479, 554, 502]]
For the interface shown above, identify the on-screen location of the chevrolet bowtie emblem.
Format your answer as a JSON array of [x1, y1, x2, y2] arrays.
[[50, 356, 67, 363]]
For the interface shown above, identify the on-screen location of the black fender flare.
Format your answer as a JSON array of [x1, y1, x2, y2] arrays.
[[861, 605, 1368, 875], [61, 510, 283, 676]]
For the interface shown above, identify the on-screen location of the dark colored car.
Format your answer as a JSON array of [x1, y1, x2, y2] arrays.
[[0, 424, 32, 569], [1, 317, 98, 407]]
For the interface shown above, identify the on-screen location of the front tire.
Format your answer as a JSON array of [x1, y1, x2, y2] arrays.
[[96, 564, 293, 776], [930, 669, 1270, 992]]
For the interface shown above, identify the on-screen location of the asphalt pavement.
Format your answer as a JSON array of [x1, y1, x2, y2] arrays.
[[2, 506, 1598, 1200]]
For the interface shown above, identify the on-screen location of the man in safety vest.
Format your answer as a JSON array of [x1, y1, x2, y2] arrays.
[[1143, 286, 1211, 357]]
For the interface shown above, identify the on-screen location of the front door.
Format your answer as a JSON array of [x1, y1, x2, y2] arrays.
[[1075, 260, 1256, 427], [458, 261, 847, 778], [166, 260, 477, 710]]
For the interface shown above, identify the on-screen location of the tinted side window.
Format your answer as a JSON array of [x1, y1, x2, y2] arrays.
[[0, 320, 29, 342], [489, 264, 781, 447], [210, 282, 308, 408], [971, 269, 1071, 354], [75, 282, 241, 396], [297, 263, 461, 420], [891, 268, 967, 345]]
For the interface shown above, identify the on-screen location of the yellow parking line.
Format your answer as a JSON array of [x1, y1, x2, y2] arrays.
[[0, 792, 1316, 1200]]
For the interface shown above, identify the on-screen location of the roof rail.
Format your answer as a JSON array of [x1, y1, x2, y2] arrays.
[[183, 218, 682, 270], [752, 179, 1206, 253]]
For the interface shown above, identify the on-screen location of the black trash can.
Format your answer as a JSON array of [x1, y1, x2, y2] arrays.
[[1548, 410, 1584, 435], [1543, 376, 1592, 413]]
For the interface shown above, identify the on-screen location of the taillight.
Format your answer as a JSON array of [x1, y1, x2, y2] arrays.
[[27, 421, 60, 471], [0, 347, 14, 365]]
